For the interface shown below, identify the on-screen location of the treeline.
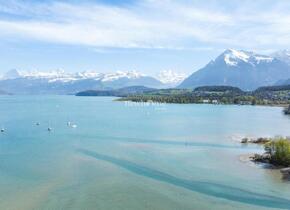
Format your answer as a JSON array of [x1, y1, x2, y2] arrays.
[[119, 94, 260, 105], [255, 85, 290, 92], [76, 86, 156, 97], [194, 86, 243, 93], [119, 85, 290, 106]]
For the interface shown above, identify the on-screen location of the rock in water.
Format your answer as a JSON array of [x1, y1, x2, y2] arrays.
[[284, 105, 290, 115], [280, 168, 290, 179]]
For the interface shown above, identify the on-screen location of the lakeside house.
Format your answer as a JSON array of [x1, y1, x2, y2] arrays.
[[202, 99, 210, 103], [212, 100, 218, 104]]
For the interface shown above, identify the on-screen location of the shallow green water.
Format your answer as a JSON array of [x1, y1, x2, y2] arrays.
[[0, 96, 290, 210]]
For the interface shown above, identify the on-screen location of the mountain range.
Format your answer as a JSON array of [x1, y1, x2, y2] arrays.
[[1, 49, 290, 94], [179, 49, 290, 90], [0, 70, 185, 94]]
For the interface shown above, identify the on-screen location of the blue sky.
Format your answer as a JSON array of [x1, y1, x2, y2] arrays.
[[0, 0, 290, 76]]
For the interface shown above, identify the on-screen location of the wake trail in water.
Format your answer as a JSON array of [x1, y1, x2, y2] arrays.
[[78, 148, 290, 209], [75, 134, 251, 150]]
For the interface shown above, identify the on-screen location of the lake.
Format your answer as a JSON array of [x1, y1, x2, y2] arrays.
[[0, 96, 290, 210]]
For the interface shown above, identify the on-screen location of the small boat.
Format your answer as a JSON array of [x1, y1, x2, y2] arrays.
[[71, 124, 77, 128], [1, 128, 4, 133], [36, 122, 40, 126], [47, 121, 52, 132], [67, 120, 77, 128]]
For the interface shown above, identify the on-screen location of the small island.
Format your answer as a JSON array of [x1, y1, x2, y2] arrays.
[[241, 137, 290, 179]]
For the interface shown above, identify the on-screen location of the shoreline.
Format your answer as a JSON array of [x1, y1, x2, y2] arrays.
[[239, 154, 283, 170], [239, 154, 290, 180], [118, 99, 289, 108]]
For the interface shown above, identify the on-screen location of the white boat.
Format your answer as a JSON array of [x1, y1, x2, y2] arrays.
[[67, 120, 77, 128], [71, 124, 77, 128], [1, 128, 4, 133]]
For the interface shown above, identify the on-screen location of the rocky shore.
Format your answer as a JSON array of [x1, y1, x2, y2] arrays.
[[241, 137, 271, 144], [241, 137, 290, 180], [284, 105, 290, 115], [281, 168, 290, 179]]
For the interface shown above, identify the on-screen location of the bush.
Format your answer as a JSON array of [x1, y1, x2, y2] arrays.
[[265, 138, 290, 166]]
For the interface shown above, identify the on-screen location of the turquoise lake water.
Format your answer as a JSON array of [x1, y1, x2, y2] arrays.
[[0, 96, 290, 210]]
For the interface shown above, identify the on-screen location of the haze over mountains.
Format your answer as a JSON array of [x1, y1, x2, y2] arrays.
[[272, 50, 290, 66], [1, 49, 290, 94]]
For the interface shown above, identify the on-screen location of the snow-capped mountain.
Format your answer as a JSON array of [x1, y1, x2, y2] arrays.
[[0, 70, 163, 94], [2, 69, 147, 82], [179, 49, 290, 90], [157, 70, 187, 86], [222, 49, 273, 66], [272, 50, 290, 66]]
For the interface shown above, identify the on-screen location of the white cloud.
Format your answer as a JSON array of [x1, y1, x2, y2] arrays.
[[0, 0, 289, 50]]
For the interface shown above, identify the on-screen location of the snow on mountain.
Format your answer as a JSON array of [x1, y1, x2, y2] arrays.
[[0, 69, 164, 94], [1, 69, 148, 83], [179, 49, 290, 90], [157, 70, 187, 85], [102, 70, 146, 82], [222, 49, 273, 66], [272, 49, 290, 65], [223, 49, 250, 66]]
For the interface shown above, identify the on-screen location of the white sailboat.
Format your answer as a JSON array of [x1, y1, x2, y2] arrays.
[[67, 119, 77, 128]]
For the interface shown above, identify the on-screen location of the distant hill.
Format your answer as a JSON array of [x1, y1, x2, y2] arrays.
[[255, 85, 290, 92], [179, 49, 290, 91], [119, 85, 290, 105], [194, 86, 244, 93], [76, 86, 156, 97], [275, 78, 290, 86], [253, 85, 290, 103]]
